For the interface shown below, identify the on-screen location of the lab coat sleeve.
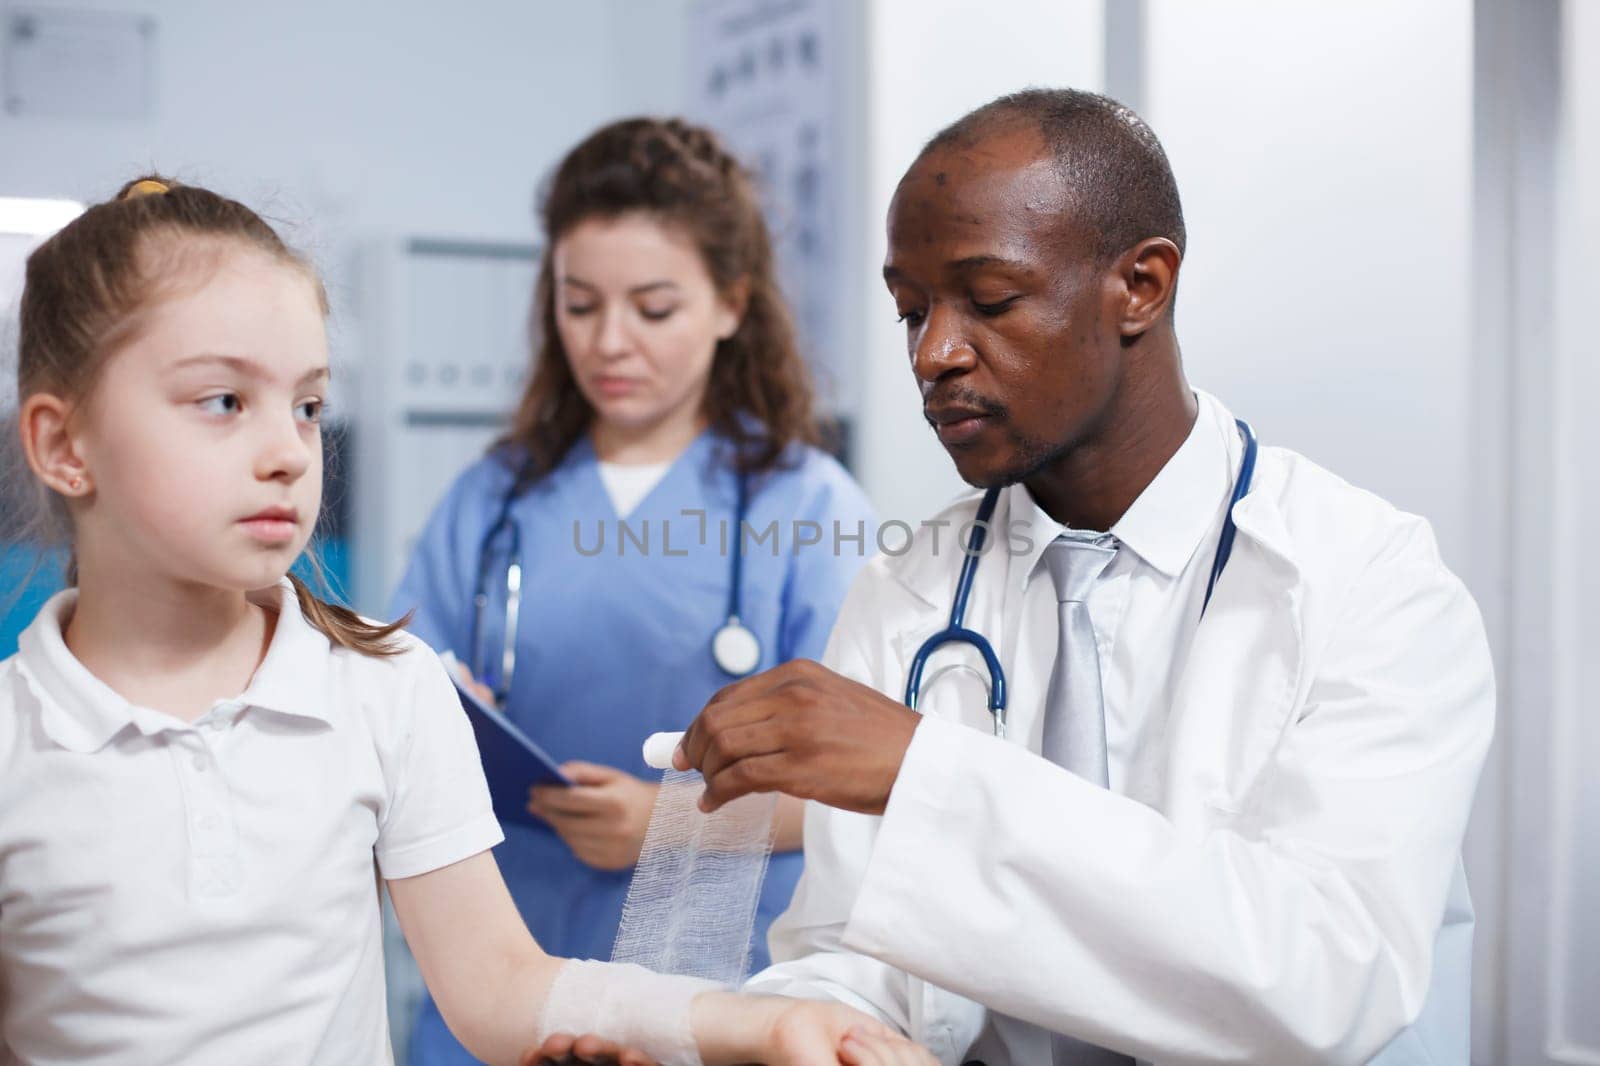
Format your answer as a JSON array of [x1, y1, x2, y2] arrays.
[[840, 519, 1494, 1065], [747, 565, 986, 1065], [777, 463, 877, 663]]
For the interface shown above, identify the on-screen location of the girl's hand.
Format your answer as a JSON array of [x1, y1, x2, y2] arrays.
[[837, 1025, 941, 1066], [528, 762, 658, 871], [525, 996, 940, 1066], [762, 1000, 930, 1065]]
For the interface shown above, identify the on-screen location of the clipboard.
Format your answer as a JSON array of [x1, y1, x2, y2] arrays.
[[441, 653, 573, 830]]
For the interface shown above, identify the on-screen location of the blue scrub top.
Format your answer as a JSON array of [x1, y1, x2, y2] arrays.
[[391, 429, 874, 1066]]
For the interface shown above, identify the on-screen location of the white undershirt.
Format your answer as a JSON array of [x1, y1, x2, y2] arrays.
[[999, 393, 1239, 805], [597, 459, 672, 518]]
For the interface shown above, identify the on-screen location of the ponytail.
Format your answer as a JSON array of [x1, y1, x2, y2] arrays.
[[287, 559, 413, 657]]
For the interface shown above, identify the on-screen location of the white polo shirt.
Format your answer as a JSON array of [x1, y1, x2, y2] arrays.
[[0, 581, 504, 1065]]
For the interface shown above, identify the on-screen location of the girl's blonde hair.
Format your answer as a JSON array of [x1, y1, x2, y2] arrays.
[[15, 174, 408, 656]]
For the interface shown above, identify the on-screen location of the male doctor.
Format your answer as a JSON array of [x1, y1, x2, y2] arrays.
[[674, 89, 1495, 1064]]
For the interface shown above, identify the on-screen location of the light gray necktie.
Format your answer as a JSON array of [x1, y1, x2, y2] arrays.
[[1040, 531, 1136, 1066], [1040, 531, 1118, 787]]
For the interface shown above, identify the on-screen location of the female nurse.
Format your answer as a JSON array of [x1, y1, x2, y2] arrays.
[[390, 117, 876, 1065]]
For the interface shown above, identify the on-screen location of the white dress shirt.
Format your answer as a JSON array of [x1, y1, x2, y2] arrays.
[[1001, 394, 1237, 807], [0, 580, 503, 1065]]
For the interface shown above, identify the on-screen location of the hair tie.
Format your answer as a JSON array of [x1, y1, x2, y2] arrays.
[[122, 179, 170, 200]]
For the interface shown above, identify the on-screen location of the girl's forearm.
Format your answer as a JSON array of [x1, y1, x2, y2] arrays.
[[445, 941, 562, 1066], [690, 990, 788, 1063]]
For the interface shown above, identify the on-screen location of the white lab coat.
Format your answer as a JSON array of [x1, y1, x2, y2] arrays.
[[746, 396, 1494, 1065]]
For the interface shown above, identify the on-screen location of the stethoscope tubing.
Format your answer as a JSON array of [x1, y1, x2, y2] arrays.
[[903, 418, 1258, 738], [470, 462, 756, 700]]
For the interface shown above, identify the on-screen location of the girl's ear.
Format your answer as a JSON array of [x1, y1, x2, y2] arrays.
[[19, 392, 93, 498]]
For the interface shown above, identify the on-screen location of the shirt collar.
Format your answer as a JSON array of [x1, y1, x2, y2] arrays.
[[1008, 391, 1233, 583], [235, 579, 335, 726], [1108, 394, 1233, 577], [17, 589, 143, 753], [16, 579, 333, 754]]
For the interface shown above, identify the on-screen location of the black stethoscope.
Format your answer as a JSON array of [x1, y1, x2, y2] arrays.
[[469, 466, 760, 705], [902, 418, 1259, 739]]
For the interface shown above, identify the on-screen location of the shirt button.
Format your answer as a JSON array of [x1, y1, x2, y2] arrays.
[[192, 755, 207, 770]]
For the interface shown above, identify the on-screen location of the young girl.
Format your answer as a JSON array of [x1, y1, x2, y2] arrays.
[[0, 176, 931, 1066], [391, 118, 876, 1066]]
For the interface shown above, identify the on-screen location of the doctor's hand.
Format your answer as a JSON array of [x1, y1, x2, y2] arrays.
[[521, 1030, 652, 1062], [674, 660, 921, 816], [527, 762, 658, 871], [523, 1034, 654, 1065]]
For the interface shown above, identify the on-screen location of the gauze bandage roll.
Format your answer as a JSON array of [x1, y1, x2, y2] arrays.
[[537, 959, 716, 1066], [643, 731, 684, 771], [611, 732, 779, 985]]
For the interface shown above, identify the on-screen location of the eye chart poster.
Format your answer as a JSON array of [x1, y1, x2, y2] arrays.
[[689, 0, 860, 423]]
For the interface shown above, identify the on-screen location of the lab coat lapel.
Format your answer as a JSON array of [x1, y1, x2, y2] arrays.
[[888, 489, 989, 615], [1160, 450, 1306, 827]]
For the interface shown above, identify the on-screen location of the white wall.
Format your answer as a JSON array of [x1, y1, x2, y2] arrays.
[[0, 0, 678, 370], [1145, 0, 1473, 572], [856, 0, 1104, 526], [1500, 1, 1600, 1060], [606, 0, 693, 117], [1553, 2, 1600, 1054]]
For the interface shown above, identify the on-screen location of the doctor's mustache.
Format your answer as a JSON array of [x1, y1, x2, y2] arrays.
[[922, 386, 1008, 430]]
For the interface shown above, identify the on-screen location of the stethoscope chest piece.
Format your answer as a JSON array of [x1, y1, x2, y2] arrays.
[[712, 617, 762, 677]]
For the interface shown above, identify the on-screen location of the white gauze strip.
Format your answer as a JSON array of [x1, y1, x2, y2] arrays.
[[611, 732, 779, 985], [537, 959, 716, 1066]]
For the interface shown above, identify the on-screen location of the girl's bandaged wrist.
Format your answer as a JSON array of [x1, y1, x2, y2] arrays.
[[538, 959, 720, 1066]]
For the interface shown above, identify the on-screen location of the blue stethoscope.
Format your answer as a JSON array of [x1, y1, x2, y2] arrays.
[[469, 468, 761, 705], [903, 418, 1259, 739]]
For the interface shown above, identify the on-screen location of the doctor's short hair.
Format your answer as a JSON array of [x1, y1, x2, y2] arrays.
[[507, 116, 820, 480], [10, 174, 409, 656], [922, 88, 1187, 268]]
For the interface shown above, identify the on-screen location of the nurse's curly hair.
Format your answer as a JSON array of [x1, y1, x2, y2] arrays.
[[11, 175, 410, 656], [506, 117, 821, 481]]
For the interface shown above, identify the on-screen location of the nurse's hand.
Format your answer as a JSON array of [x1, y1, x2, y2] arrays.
[[675, 660, 920, 816], [527, 762, 658, 871], [441, 656, 498, 708]]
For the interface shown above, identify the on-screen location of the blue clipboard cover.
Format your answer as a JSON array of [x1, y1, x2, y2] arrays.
[[440, 653, 572, 830]]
